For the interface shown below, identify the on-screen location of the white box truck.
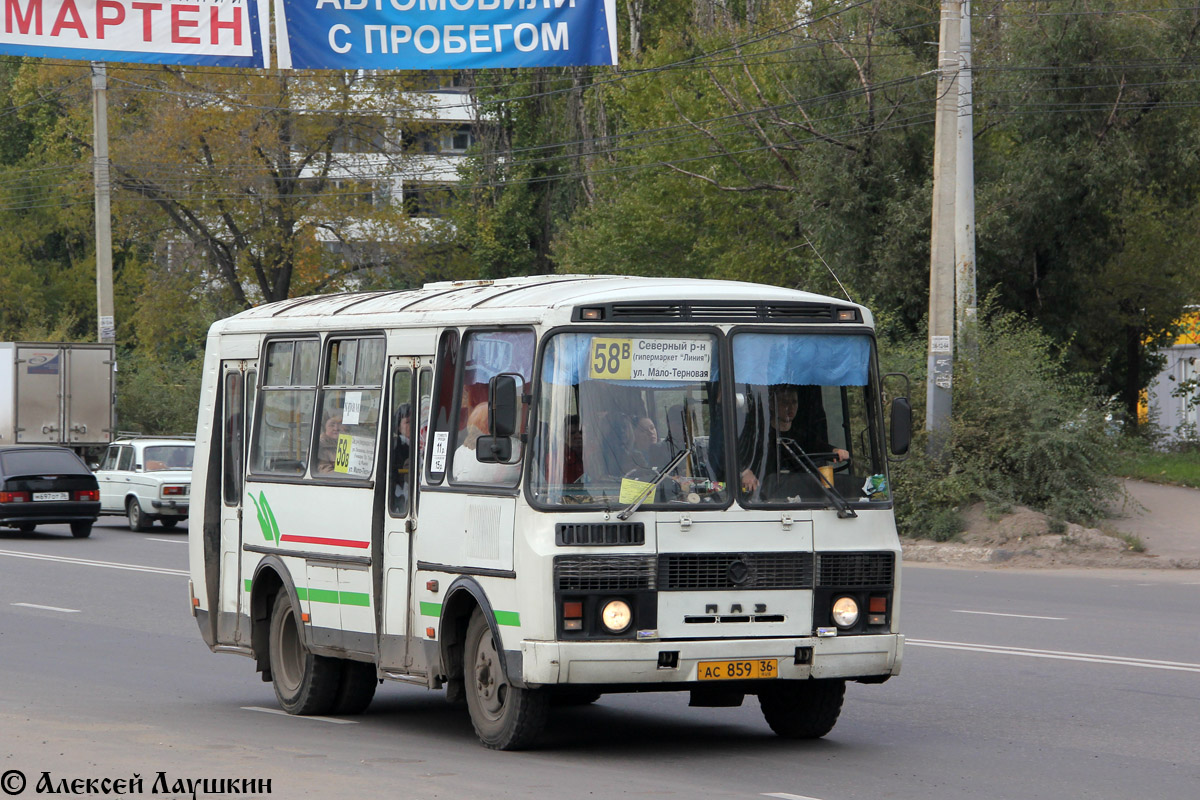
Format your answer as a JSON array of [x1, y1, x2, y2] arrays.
[[0, 342, 116, 448]]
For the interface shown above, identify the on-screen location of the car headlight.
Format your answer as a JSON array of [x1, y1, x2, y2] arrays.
[[831, 596, 860, 628], [600, 599, 632, 633]]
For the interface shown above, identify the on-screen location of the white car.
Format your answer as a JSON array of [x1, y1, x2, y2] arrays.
[[94, 437, 193, 531]]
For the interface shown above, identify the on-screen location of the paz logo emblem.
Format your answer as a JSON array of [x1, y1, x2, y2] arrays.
[[727, 557, 751, 586]]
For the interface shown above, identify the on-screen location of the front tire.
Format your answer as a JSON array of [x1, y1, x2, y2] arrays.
[[268, 592, 339, 715], [758, 679, 846, 739], [70, 521, 92, 538], [463, 609, 548, 750], [126, 499, 150, 532]]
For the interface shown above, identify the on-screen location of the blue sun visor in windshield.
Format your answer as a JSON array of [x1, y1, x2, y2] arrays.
[[732, 333, 871, 386]]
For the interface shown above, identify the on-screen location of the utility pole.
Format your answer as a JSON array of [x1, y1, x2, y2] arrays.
[[926, 0, 960, 453], [92, 62, 115, 345], [955, 0, 978, 352]]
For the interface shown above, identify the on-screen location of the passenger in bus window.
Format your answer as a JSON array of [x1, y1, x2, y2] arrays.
[[316, 411, 346, 473], [391, 403, 412, 513], [739, 384, 849, 495]]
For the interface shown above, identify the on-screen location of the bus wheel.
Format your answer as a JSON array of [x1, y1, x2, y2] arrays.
[[268, 592, 338, 715], [332, 659, 378, 715], [758, 679, 845, 739], [464, 609, 548, 750]]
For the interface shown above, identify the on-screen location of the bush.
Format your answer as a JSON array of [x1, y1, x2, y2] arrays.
[[884, 305, 1120, 538]]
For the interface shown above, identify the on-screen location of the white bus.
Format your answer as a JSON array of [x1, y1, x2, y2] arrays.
[[188, 275, 912, 750]]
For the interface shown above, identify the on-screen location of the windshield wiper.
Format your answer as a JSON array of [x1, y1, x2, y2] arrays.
[[777, 439, 857, 519], [616, 447, 693, 521]]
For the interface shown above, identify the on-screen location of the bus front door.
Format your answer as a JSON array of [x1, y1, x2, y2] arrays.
[[377, 360, 431, 672]]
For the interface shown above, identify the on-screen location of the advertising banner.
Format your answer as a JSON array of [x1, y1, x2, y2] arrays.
[[275, 0, 618, 69], [0, 0, 269, 67]]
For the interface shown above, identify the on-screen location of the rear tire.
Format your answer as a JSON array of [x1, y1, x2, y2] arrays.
[[332, 659, 378, 715], [758, 679, 846, 739], [159, 518, 180, 530], [16, 523, 35, 533], [464, 609, 548, 750], [70, 521, 92, 538], [268, 592, 339, 715], [126, 499, 149, 532]]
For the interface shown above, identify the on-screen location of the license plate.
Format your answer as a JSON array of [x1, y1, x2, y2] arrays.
[[33, 492, 69, 501], [697, 658, 778, 681]]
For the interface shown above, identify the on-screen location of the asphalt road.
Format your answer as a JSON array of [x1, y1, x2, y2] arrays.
[[2, 520, 1198, 800]]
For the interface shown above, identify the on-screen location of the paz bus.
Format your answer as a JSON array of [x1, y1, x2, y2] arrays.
[[187, 275, 912, 750]]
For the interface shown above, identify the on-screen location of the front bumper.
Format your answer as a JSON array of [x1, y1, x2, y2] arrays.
[[521, 633, 903, 686]]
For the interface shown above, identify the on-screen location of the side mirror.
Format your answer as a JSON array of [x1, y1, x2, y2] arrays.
[[889, 396, 912, 456], [476, 435, 513, 463], [488, 373, 519, 439]]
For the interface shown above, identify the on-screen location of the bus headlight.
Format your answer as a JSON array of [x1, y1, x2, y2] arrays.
[[831, 596, 860, 628], [600, 599, 632, 633]]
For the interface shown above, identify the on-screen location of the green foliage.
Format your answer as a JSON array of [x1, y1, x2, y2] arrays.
[[1115, 444, 1200, 489], [115, 351, 202, 436], [888, 305, 1121, 537]]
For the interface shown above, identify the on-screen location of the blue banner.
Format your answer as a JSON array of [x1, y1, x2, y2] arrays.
[[0, 0, 268, 67], [276, 0, 617, 69]]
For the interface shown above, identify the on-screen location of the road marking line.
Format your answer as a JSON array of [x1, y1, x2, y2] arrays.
[[241, 706, 358, 724], [952, 610, 1066, 621], [0, 549, 187, 576], [908, 638, 1200, 673], [11, 602, 80, 613], [762, 793, 825, 800], [147, 538, 188, 544]]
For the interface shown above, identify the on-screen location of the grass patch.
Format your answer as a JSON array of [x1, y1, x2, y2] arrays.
[[1116, 449, 1200, 489]]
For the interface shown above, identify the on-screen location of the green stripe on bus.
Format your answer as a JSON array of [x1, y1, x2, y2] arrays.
[[294, 587, 370, 607], [418, 602, 519, 627], [244, 579, 252, 593], [493, 610, 521, 627]]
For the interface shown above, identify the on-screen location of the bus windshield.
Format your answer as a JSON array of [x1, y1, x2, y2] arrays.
[[730, 332, 888, 506], [529, 331, 728, 508], [529, 330, 890, 510]]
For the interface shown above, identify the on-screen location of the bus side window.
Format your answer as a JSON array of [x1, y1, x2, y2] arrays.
[[250, 339, 317, 476], [426, 330, 459, 485], [449, 329, 535, 486], [312, 336, 385, 479]]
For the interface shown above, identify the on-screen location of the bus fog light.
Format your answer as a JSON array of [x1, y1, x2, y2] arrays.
[[832, 596, 860, 628], [600, 599, 632, 633]]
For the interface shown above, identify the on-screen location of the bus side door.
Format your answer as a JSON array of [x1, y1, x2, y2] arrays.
[[378, 359, 431, 671], [218, 360, 256, 646]]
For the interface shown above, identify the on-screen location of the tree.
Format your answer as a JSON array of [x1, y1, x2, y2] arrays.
[[7, 64, 444, 319]]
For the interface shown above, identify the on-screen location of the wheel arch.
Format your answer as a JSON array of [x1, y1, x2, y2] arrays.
[[249, 556, 305, 680], [438, 576, 512, 693]]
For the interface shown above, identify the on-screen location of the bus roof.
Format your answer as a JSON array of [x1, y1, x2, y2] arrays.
[[210, 275, 872, 333]]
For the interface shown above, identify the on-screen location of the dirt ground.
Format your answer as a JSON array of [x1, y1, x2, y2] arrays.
[[902, 481, 1200, 570]]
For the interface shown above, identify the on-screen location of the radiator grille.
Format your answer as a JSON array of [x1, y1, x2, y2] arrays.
[[554, 555, 657, 592], [816, 552, 895, 587], [658, 552, 814, 591], [556, 522, 645, 547]]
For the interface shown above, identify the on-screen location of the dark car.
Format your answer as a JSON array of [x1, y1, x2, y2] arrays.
[[0, 445, 101, 538]]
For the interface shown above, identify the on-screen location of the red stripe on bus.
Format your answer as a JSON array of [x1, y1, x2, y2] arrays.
[[279, 534, 370, 549]]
